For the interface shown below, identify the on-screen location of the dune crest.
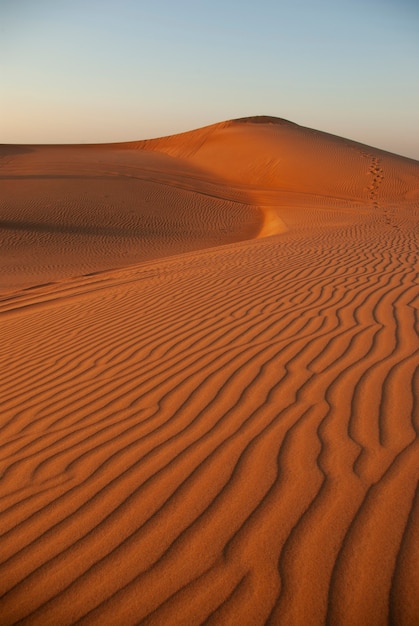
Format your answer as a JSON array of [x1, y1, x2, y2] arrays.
[[0, 117, 418, 624]]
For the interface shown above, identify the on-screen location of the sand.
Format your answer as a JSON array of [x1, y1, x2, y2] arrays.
[[0, 116, 418, 625]]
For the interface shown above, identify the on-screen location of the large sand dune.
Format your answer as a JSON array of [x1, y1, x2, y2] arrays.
[[0, 117, 418, 625]]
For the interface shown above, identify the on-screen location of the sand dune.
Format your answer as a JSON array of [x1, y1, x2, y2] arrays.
[[0, 117, 418, 625]]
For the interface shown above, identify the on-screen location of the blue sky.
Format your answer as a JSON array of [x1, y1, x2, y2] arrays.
[[2, 0, 418, 158]]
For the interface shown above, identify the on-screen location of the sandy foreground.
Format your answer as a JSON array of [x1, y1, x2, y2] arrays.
[[0, 116, 418, 625]]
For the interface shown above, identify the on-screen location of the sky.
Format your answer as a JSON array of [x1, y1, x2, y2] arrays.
[[1, 0, 419, 159]]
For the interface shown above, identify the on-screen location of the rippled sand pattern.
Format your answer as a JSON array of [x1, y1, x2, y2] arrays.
[[0, 118, 418, 625]]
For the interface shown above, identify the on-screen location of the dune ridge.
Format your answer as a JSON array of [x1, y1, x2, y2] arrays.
[[0, 117, 418, 625]]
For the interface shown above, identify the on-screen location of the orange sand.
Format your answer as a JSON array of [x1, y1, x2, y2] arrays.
[[0, 117, 418, 625]]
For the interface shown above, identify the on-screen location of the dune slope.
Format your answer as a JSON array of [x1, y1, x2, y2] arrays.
[[0, 117, 418, 625]]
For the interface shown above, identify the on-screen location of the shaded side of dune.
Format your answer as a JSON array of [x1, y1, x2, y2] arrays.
[[0, 143, 261, 292]]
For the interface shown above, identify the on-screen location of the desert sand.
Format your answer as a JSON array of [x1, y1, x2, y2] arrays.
[[0, 116, 418, 625]]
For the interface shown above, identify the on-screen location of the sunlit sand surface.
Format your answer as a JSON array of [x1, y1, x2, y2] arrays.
[[1, 117, 418, 625]]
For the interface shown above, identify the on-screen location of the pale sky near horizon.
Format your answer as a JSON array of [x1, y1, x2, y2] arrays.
[[1, 0, 419, 159]]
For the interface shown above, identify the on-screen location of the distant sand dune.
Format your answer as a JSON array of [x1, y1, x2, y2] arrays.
[[0, 117, 418, 624]]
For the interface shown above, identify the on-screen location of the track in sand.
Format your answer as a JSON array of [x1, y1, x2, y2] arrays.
[[0, 117, 418, 625]]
